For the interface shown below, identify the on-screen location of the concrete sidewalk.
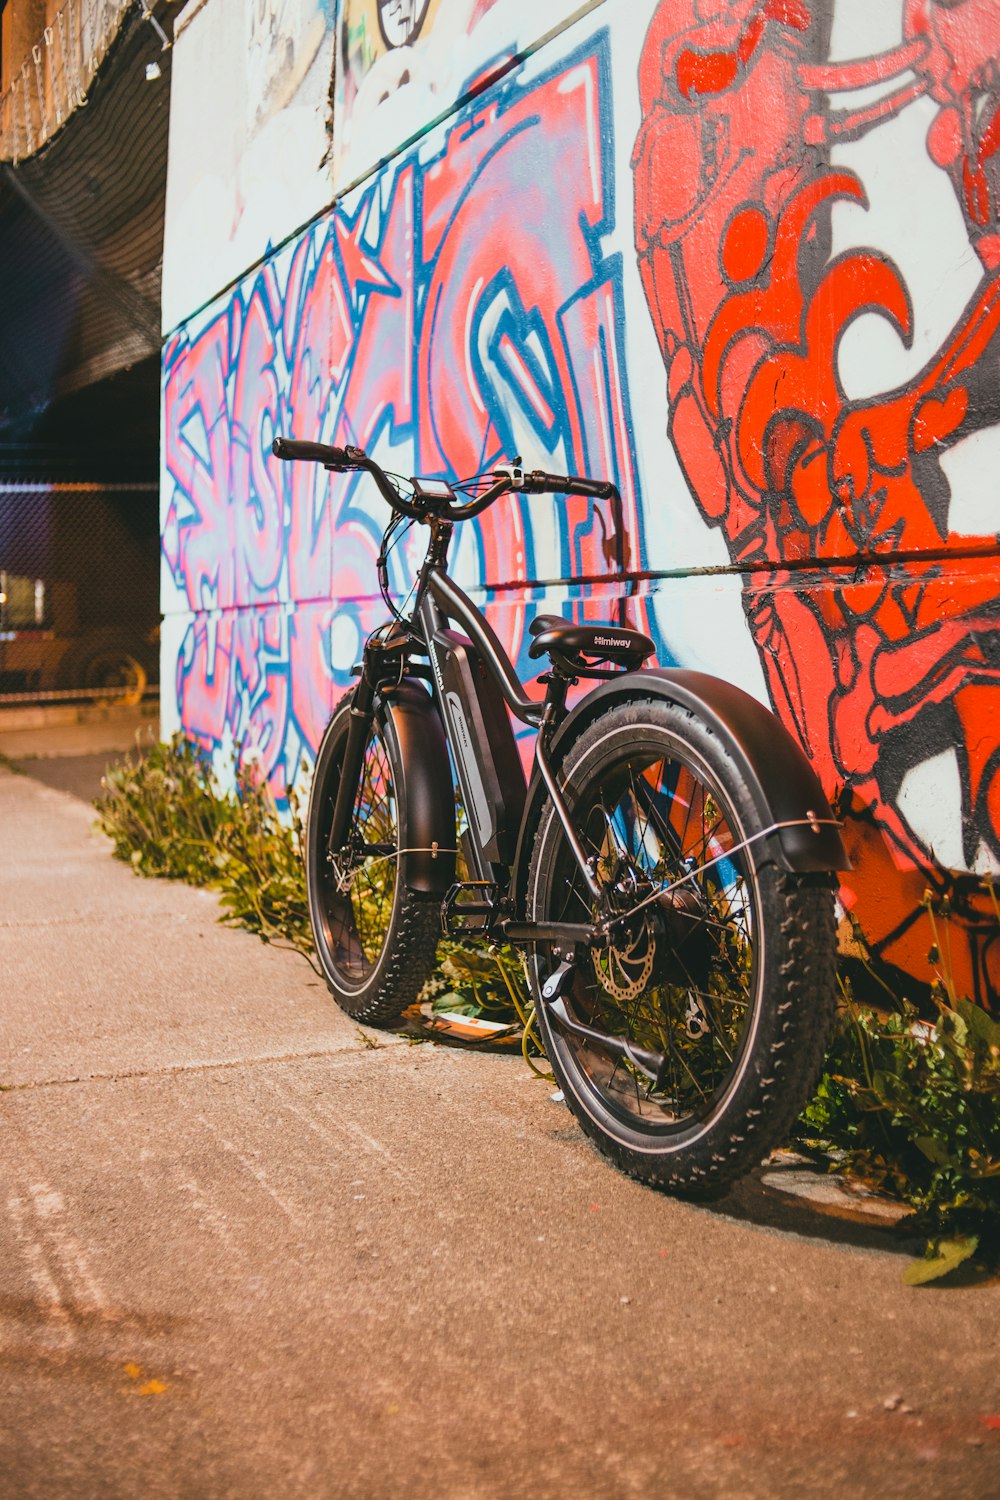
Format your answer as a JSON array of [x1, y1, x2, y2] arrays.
[[0, 764, 998, 1499], [0, 703, 158, 805]]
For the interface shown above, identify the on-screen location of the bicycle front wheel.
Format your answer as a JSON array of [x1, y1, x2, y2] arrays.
[[306, 696, 441, 1025], [528, 698, 836, 1194]]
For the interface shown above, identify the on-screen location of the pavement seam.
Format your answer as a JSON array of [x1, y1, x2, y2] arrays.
[[0, 913, 218, 930], [0, 1036, 417, 1093]]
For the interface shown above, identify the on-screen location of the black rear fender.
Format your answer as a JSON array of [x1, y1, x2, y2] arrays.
[[510, 668, 848, 915]]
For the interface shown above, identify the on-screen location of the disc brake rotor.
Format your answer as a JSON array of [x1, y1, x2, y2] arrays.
[[592, 917, 656, 1002]]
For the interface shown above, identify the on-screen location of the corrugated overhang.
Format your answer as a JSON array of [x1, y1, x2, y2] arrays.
[[0, 1, 172, 431]]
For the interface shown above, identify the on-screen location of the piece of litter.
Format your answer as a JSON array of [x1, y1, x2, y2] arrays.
[[418, 1005, 518, 1041], [846, 1410, 858, 1420], [550, 1089, 564, 1103], [883, 1394, 903, 1411], [619, 1295, 631, 1305], [978, 1415, 1000, 1431]]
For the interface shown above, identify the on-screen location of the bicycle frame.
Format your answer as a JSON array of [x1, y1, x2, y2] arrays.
[[329, 509, 848, 955], [269, 434, 847, 954], [329, 511, 599, 947]]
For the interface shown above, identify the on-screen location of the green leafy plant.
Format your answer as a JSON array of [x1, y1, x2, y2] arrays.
[[95, 735, 544, 1057], [424, 940, 550, 1076], [793, 897, 1000, 1283]]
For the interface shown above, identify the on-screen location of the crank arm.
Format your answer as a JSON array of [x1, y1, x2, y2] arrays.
[[545, 994, 667, 1088]]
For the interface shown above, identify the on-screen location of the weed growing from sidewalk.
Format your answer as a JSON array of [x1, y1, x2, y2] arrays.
[[791, 905, 1000, 1283], [96, 737, 999, 1280], [95, 735, 545, 1060]]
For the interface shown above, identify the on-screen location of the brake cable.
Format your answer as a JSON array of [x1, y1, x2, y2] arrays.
[[599, 815, 844, 936]]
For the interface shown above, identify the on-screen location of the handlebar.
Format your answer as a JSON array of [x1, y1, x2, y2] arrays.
[[272, 435, 425, 519], [271, 435, 620, 521]]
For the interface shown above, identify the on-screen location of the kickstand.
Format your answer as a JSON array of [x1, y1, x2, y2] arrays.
[[541, 954, 576, 1002]]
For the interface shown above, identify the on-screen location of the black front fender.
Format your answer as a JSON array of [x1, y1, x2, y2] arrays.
[[383, 679, 456, 896], [510, 668, 848, 914]]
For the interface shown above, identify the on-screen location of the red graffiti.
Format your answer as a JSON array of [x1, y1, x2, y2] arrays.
[[635, 0, 1000, 1006]]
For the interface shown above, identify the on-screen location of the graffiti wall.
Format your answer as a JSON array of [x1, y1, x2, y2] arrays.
[[162, 0, 336, 330], [161, 0, 1000, 1007], [631, 0, 1000, 1004], [162, 23, 644, 779], [331, 0, 577, 189]]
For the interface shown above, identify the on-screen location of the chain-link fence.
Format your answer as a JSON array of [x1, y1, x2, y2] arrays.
[[0, 479, 159, 704]]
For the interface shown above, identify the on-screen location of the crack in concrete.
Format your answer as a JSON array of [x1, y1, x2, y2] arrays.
[[0, 1036, 415, 1093]]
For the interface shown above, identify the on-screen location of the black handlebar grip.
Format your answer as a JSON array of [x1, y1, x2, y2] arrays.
[[272, 436, 351, 466], [567, 476, 619, 500], [526, 470, 619, 500]]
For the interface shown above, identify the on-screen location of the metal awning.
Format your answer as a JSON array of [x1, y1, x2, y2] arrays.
[[0, 1, 172, 432]]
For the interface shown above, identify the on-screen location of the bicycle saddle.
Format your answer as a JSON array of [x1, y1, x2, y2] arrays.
[[527, 615, 655, 671]]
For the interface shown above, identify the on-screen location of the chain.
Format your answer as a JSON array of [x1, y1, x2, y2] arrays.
[[55, 10, 72, 116], [5, 77, 19, 163], [65, 0, 84, 107]]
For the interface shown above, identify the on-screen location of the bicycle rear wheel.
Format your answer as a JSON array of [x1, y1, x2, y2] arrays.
[[528, 697, 836, 1194], [306, 695, 441, 1025]]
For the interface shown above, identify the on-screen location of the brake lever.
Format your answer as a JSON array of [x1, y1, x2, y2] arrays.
[[492, 462, 524, 490], [323, 444, 368, 473]]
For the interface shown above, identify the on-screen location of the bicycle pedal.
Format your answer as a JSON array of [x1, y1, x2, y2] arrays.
[[441, 881, 500, 936]]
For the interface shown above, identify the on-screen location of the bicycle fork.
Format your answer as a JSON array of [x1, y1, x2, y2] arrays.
[[325, 635, 406, 860]]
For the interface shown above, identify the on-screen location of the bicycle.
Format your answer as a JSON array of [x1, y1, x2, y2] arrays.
[[272, 435, 847, 1194]]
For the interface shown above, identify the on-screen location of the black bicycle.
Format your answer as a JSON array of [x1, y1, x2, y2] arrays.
[[273, 436, 847, 1194]]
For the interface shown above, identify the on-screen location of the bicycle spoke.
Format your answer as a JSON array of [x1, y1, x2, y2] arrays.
[[547, 735, 759, 1132], [317, 721, 402, 977]]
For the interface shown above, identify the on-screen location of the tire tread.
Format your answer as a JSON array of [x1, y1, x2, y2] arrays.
[[307, 698, 441, 1027]]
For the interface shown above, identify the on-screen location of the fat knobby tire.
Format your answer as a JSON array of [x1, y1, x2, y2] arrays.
[[306, 697, 441, 1027], [528, 697, 838, 1195]]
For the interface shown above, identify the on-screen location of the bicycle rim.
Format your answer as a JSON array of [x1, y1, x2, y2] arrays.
[[538, 728, 764, 1139], [312, 719, 400, 982]]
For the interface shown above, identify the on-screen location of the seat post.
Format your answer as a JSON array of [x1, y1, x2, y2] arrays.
[[538, 667, 574, 735]]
